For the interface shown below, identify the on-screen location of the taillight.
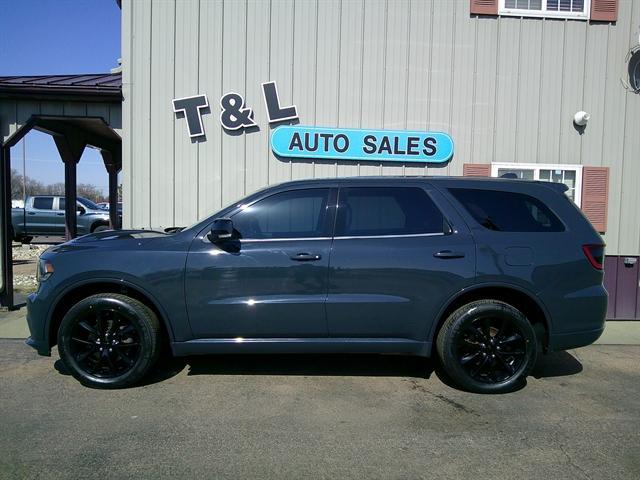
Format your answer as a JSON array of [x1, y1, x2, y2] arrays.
[[582, 244, 605, 270]]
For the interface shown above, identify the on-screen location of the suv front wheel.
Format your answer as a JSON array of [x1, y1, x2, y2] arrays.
[[436, 299, 537, 394], [57, 293, 161, 388]]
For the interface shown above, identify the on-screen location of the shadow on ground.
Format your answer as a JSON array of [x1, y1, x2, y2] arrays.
[[53, 349, 584, 390]]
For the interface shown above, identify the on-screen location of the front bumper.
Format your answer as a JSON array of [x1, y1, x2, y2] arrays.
[[25, 292, 51, 356]]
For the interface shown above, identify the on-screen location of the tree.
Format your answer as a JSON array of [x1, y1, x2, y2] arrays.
[[10, 169, 107, 203]]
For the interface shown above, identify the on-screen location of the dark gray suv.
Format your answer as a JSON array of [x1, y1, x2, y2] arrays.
[[26, 177, 607, 393]]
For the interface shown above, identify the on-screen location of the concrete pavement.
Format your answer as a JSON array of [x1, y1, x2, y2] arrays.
[[0, 339, 638, 479]]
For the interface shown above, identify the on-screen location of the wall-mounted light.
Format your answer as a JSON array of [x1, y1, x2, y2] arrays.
[[573, 111, 590, 127]]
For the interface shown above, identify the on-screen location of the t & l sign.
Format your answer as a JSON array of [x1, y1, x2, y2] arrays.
[[173, 80, 454, 164]]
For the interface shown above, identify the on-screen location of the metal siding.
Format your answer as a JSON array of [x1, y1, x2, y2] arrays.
[[174, 1, 200, 228], [245, 0, 271, 197], [268, 0, 295, 185], [129, 0, 152, 229], [358, 0, 386, 176], [150, 0, 175, 229], [600, 0, 635, 255], [405, 0, 433, 177], [471, 16, 498, 166], [335, 0, 364, 178], [197, 0, 224, 217], [537, 19, 564, 164], [617, 0, 640, 257], [313, 0, 340, 179], [122, 0, 640, 255], [380, 0, 410, 177], [493, 17, 519, 164], [558, 21, 587, 165], [449, 0, 475, 177], [514, 20, 542, 166], [121, 0, 132, 229], [221, 0, 247, 206]]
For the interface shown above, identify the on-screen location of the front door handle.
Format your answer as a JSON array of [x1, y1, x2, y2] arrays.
[[27, 212, 36, 215], [290, 253, 322, 262], [433, 250, 465, 259], [56, 213, 65, 216]]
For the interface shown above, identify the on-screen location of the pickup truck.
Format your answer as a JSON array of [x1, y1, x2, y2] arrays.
[[11, 195, 112, 243]]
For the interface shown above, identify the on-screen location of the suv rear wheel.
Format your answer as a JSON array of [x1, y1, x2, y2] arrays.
[[436, 299, 537, 394], [57, 293, 161, 389]]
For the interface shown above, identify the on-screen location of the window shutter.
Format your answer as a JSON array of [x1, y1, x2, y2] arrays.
[[581, 166, 609, 233], [470, 0, 498, 15], [463, 163, 491, 177], [590, 0, 618, 22]]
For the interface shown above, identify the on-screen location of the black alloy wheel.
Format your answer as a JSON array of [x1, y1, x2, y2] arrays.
[[436, 299, 537, 394], [68, 306, 142, 378], [58, 293, 161, 388], [456, 315, 527, 384]]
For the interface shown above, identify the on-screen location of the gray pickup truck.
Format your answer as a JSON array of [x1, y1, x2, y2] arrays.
[[11, 195, 111, 243]]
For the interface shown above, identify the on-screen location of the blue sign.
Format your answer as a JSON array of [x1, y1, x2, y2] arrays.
[[271, 126, 453, 163]]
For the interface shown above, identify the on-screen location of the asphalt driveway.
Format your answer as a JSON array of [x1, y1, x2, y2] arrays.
[[0, 339, 638, 479]]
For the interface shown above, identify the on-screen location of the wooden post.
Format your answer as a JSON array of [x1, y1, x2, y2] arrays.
[[0, 145, 14, 309], [53, 134, 85, 240]]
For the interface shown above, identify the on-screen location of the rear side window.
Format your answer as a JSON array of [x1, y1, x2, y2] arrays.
[[32, 197, 53, 210], [336, 187, 445, 237], [448, 188, 564, 232]]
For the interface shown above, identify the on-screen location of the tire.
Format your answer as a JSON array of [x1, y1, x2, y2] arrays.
[[57, 293, 161, 389], [436, 299, 537, 394], [91, 224, 110, 233]]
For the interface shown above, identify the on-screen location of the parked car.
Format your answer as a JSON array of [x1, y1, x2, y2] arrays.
[[25, 177, 607, 393], [11, 196, 112, 243]]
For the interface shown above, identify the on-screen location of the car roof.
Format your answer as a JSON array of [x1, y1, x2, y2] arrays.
[[269, 176, 568, 193]]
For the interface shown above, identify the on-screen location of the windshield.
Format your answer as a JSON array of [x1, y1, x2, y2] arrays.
[[77, 197, 100, 210]]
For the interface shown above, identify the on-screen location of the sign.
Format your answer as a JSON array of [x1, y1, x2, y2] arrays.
[[173, 81, 299, 137], [271, 126, 454, 163]]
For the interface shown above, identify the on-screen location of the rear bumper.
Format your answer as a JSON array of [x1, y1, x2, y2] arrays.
[[548, 326, 604, 352]]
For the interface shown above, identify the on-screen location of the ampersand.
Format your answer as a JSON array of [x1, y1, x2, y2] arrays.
[[219, 92, 257, 130]]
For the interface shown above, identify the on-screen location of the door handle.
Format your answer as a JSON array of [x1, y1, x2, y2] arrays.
[[290, 253, 322, 262], [56, 213, 65, 216], [27, 212, 36, 215], [433, 250, 465, 259]]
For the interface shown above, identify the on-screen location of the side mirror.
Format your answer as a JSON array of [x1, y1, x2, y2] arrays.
[[77, 206, 85, 215], [209, 218, 234, 243]]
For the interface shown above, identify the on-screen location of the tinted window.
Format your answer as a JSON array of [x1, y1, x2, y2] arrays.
[[32, 197, 53, 210], [448, 188, 564, 232], [336, 187, 445, 236], [231, 189, 330, 239]]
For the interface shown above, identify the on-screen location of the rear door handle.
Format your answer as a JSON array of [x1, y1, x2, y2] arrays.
[[433, 250, 465, 259], [27, 212, 36, 215], [56, 213, 65, 216], [290, 253, 322, 262]]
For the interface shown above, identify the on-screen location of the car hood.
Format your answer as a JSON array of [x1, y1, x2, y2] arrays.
[[71, 229, 168, 243]]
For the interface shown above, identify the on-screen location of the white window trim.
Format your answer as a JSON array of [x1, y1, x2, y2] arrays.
[[498, 0, 590, 20], [491, 162, 583, 207]]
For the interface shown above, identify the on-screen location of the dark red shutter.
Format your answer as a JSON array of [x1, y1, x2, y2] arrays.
[[470, 0, 498, 15], [581, 166, 609, 233], [463, 163, 491, 177], [590, 0, 618, 22]]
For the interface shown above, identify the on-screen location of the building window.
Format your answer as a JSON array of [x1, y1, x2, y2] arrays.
[[499, 0, 590, 19], [491, 163, 583, 206]]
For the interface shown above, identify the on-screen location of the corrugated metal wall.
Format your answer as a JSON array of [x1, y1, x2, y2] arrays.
[[122, 0, 640, 256]]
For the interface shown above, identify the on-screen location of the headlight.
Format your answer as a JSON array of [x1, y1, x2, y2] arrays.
[[36, 259, 54, 283]]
